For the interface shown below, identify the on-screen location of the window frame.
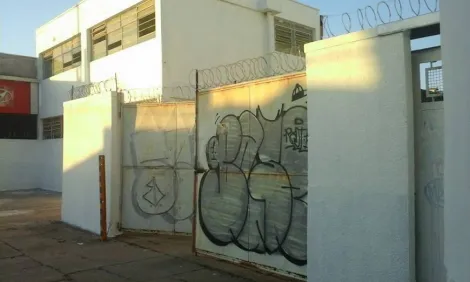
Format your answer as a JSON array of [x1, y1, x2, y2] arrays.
[[41, 35, 82, 80], [274, 17, 315, 56], [91, 0, 156, 61], [42, 116, 63, 140]]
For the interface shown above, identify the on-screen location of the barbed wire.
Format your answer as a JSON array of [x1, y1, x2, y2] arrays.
[[70, 77, 118, 100], [190, 51, 306, 90], [322, 0, 439, 38], [121, 85, 195, 104], [69, 76, 195, 104], [69, 52, 305, 101]]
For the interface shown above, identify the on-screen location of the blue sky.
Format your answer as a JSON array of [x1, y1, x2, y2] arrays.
[[0, 0, 438, 56]]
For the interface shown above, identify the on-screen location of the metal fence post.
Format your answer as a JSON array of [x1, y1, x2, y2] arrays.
[[192, 69, 199, 255], [99, 155, 107, 241]]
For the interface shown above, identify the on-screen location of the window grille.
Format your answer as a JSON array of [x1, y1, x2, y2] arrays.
[[42, 35, 81, 79], [43, 116, 63, 139], [91, 0, 156, 61], [275, 17, 314, 55]]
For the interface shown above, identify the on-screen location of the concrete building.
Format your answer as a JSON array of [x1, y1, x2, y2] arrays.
[[31, 0, 320, 192], [0, 53, 40, 191], [441, 0, 470, 281]]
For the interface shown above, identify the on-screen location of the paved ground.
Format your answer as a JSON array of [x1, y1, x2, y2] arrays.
[[0, 189, 298, 282]]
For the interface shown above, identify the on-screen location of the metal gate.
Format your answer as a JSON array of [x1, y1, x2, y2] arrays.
[[412, 47, 445, 282], [120, 102, 195, 233]]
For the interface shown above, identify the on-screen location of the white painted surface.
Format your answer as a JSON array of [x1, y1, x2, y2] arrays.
[[35, 0, 319, 194], [39, 68, 83, 193], [412, 49, 445, 282], [121, 102, 195, 233], [89, 39, 163, 89], [62, 93, 121, 237], [39, 68, 83, 118], [160, 0, 319, 89], [306, 30, 414, 282], [441, 0, 470, 281], [195, 73, 308, 277], [30, 82, 39, 114], [0, 140, 42, 191], [40, 140, 63, 192], [0, 79, 40, 192]]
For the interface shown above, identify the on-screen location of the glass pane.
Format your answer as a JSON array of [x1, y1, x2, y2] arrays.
[[93, 41, 107, 60], [72, 36, 81, 48], [53, 56, 63, 74], [107, 16, 121, 32], [122, 23, 138, 48], [53, 46, 62, 58], [138, 13, 156, 38], [92, 24, 106, 39], [121, 8, 137, 26], [138, 0, 153, 12], [72, 47, 81, 64], [63, 51, 73, 68], [62, 40, 72, 53], [93, 35, 106, 45], [108, 29, 122, 44], [43, 50, 53, 58], [107, 29, 122, 53]]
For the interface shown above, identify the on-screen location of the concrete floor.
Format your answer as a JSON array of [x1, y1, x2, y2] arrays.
[[0, 189, 297, 282]]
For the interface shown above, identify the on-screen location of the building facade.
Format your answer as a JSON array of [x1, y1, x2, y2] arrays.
[[34, 0, 320, 192], [0, 53, 40, 191]]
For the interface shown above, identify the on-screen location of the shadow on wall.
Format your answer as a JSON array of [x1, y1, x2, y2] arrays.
[[120, 101, 196, 234], [61, 93, 120, 237], [305, 30, 431, 282], [195, 73, 309, 275], [40, 78, 90, 193], [61, 127, 111, 236]]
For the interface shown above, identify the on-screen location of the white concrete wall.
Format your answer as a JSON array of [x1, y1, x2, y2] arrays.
[[62, 92, 121, 237], [89, 38, 162, 89], [35, 0, 165, 111], [38, 69, 82, 192], [160, 0, 319, 90], [0, 78, 40, 192], [40, 140, 63, 192], [36, 0, 163, 192], [0, 140, 42, 191], [441, 0, 470, 281], [305, 30, 414, 282], [35, 0, 318, 193]]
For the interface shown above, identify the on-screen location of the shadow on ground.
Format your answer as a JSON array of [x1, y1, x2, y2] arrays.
[[0, 190, 297, 282]]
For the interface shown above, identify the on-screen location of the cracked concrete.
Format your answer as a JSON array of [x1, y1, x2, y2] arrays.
[[0, 190, 298, 282]]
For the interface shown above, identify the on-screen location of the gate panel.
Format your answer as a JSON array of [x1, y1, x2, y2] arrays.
[[413, 48, 445, 282], [195, 73, 308, 278], [121, 102, 195, 233]]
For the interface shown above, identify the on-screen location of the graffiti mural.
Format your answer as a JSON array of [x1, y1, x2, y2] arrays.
[[198, 84, 308, 266], [130, 129, 195, 224], [121, 103, 195, 233]]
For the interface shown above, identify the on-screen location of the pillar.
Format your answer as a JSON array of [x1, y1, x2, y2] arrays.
[[441, 1, 470, 281]]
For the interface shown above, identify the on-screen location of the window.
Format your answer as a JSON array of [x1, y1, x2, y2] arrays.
[[275, 18, 314, 56], [91, 0, 156, 61], [42, 116, 63, 140], [42, 35, 81, 79], [0, 114, 37, 140]]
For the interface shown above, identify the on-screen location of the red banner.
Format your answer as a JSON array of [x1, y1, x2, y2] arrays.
[[0, 80, 31, 114]]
